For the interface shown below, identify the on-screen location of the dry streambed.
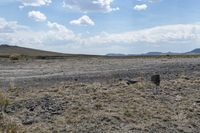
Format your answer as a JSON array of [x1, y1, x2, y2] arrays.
[[1, 76, 200, 132]]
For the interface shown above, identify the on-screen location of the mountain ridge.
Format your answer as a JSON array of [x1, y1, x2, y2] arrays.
[[1, 44, 200, 57], [0, 44, 71, 58], [107, 48, 200, 56]]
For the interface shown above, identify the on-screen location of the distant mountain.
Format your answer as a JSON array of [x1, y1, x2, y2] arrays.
[[107, 49, 200, 56], [187, 48, 200, 54], [143, 52, 164, 56], [0, 44, 67, 57], [143, 52, 180, 56], [106, 53, 126, 56], [1, 44, 200, 57], [107, 52, 179, 56]]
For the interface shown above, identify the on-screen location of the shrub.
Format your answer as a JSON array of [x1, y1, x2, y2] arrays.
[[9, 54, 29, 60], [0, 120, 20, 133], [0, 91, 10, 112], [9, 54, 21, 60], [124, 109, 132, 117], [0, 91, 23, 133], [0, 114, 22, 133]]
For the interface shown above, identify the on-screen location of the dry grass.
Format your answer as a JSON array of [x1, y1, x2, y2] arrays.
[[0, 76, 199, 132], [0, 112, 24, 133], [9, 54, 21, 60], [0, 91, 10, 112], [0, 91, 23, 133]]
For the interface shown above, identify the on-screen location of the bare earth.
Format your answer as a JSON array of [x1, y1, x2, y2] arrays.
[[0, 57, 200, 132], [1, 57, 200, 89]]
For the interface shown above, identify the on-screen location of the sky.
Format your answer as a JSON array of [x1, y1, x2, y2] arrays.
[[0, 0, 200, 55]]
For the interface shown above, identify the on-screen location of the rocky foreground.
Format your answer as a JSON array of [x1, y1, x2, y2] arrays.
[[1, 75, 200, 132]]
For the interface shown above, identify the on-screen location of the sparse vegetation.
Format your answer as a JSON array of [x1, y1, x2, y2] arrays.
[[9, 54, 21, 60], [9, 54, 31, 61], [0, 113, 23, 133], [0, 91, 10, 112], [0, 91, 22, 133], [1, 52, 200, 132], [0, 77, 198, 132]]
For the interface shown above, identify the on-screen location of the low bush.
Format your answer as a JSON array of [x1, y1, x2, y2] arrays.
[[0, 113, 23, 133], [9, 54, 21, 60], [9, 54, 29, 60], [0, 91, 10, 112]]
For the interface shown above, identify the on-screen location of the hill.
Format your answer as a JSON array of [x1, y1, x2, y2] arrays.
[[187, 48, 200, 54], [0, 44, 67, 58]]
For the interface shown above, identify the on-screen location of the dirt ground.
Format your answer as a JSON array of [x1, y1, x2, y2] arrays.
[[1, 57, 200, 89], [0, 57, 200, 132]]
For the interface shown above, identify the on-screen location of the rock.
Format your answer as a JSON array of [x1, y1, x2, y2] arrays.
[[22, 113, 36, 125], [5, 95, 68, 124], [175, 95, 182, 101], [184, 77, 190, 80], [125, 79, 138, 85]]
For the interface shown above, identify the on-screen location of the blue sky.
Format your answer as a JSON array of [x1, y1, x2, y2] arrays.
[[0, 0, 200, 55]]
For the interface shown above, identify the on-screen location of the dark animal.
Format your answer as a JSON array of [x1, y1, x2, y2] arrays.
[[151, 75, 160, 94], [151, 75, 160, 86]]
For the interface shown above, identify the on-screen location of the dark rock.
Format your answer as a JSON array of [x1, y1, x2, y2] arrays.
[[22, 113, 36, 125], [126, 79, 138, 85], [184, 77, 190, 80], [5, 103, 23, 113], [195, 100, 200, 106], [5, 95, 68, 124]]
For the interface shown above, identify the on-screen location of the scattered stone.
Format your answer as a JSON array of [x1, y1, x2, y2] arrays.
[[5, 95, 69, 125], [22, 114, 35, 125], [126, 79, 138, 85], [195, 99, 200, 105], [175, 95, 183, 101], [183, 77, 190, 80]]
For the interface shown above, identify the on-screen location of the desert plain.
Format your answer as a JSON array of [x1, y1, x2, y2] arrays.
[[0, 56, 200, 133]]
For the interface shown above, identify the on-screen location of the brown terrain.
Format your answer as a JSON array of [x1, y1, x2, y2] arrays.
[[0, 45, 200, 132]]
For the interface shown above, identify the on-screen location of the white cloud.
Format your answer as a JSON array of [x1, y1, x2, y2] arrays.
[[63, 0, 119, 13], [86, 24, 200, 45], [134, 4, 148, 11], [28, 11, 47, 22], [1, 17, 200, 54], [0, 17, 28, 33], [0, 17, 76, 48], [20, 0, 51, 7], [47, 21, 75, 40], [70, 15, 95, 26], [137, 0, 160, 3]]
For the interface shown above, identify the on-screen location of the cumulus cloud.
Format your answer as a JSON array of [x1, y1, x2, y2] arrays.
[[134, 4, 147, 11], [20, 0, 51, 7], [1, 17, 200, 54], [70, 15, 95, 26], [28, 11, 47, 22], [47, 21, 75, 40], [63, 0, 119, 13], [86, 24, 200, 45], [0, 17, 76, 48], [0, 17, 28, 33], [137, 0, 160, 3]]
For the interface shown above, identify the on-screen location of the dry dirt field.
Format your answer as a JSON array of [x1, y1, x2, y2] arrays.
[[0, 57, 200, 132]]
